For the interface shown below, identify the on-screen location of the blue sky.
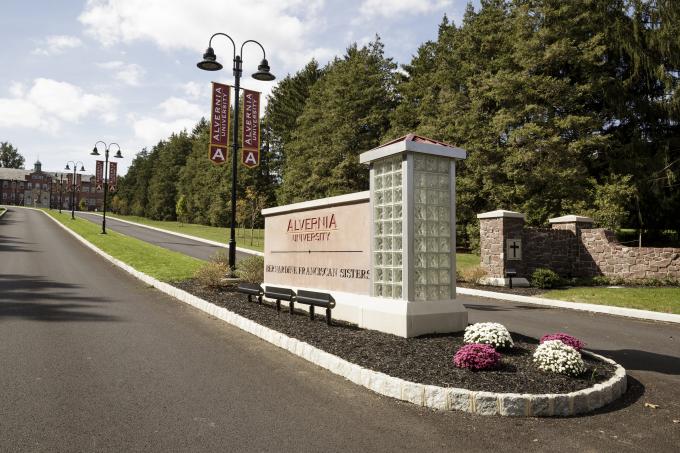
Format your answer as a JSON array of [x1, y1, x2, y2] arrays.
[[0, 0, 476, 175]]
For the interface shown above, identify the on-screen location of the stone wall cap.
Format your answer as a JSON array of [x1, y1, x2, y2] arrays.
[[549, 215, 594, 224], [476, 210, 525, 220], [359, 133, 466, 164], [262, 191, 369, 217]]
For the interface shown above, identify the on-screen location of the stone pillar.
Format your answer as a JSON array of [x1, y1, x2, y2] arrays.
[[549, 215, 594, 277], [360, 134, 468, 336], [477, 210, 529, 286]]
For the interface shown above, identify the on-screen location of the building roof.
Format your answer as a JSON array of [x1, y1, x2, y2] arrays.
[[0, 168, 30, 181], [0, 167, 96, 182], [359, 133, 467, 164]]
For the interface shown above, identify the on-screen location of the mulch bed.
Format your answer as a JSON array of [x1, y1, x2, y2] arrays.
[[173, 280, 616, 394], [458, 282, 547, 297]]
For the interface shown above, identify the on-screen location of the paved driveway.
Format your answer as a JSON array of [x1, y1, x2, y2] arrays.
[[1, 207, 678, 452]]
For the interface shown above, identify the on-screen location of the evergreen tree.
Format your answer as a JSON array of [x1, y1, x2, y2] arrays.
[[279, 38, 397, 203], [0, 142, 25, 168]]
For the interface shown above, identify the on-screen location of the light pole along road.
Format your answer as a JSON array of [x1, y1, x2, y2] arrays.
[[196, 32, 275, 274], [90, 142, 123, 234], [1, 207, 679, 452]]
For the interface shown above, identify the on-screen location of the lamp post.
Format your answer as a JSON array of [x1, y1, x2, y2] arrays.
[[196, 32, 275, 272], [54, 173, 65, 213], [65, 161, 85, 220], [90, 142, 122, 234]]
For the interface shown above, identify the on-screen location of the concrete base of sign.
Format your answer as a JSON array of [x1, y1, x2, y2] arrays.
[[262, 282, 468, 338], [481, 277, 531, 287]]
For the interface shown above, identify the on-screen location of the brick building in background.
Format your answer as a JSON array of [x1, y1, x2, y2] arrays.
[[0, 160, 106, 210]]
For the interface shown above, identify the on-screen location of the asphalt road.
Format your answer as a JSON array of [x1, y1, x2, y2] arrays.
[[1, 207, 679, 452], [74, 211, 251, 263]]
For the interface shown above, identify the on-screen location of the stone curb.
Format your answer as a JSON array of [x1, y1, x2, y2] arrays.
[[81, 212, 263, 257], [458, 287, 680, 325], [0, 207, 7, 219], [39, 208, 627, 417]]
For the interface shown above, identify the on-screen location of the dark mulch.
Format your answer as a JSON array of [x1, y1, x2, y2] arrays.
[[173, 280, 616, 394]]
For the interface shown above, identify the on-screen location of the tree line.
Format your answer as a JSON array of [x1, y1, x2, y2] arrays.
[[114, 0, 680, 247]]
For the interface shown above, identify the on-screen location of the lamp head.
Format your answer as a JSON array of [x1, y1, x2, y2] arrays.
[[79, 165, 85, 172], [114, 149, 123, 159], [65, 164, 70, 170], [252, 58, 275, 81], [90, 146, 100, 156], [197, 47, 223, 71]]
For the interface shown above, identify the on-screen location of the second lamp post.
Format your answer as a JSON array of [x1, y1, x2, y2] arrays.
[[91, 142, 123, 234], [64, 161, 85, 220], [196, 32, 275, 272]]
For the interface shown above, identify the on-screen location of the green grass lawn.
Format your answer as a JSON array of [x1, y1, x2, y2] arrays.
[[456, 253, 480, 274], [542, 287, 680, 314], [46, 210, 205, 282], [108, 214, 264, 252]]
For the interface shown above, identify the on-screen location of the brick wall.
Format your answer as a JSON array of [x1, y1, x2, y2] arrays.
[[478, 211, 680, 283]]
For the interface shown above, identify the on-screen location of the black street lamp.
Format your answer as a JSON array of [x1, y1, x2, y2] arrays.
[[54, 173, 65, 213], [197, 32, 275, 272], [91, 142, 123, 234], [65, 161, 85, 220]]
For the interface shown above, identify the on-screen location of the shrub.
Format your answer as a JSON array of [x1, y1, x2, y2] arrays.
[[540, 333, 585, 352], [531, 268, 561, 289], [533, 340, 586, 376], [464, 322, 514, 349], [590, 275, 610, 286], [235, 255, 264, 284], [460, 265, 487, 284], [194, 262, 229, 288], [210, 249, 230, 267], [453, 344, 501, 371]]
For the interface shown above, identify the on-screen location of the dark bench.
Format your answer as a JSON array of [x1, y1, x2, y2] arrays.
[[236, 282, 264, 304], [296, 290, 335, 325], [264, 286, 296, 313]]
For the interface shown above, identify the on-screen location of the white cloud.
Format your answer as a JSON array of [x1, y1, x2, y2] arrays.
[[181, 81, 205, 99], [358, 0, 451, 19], [32, 35, 83, 56], [79, 0, 334, 74], [97, 61, 145, 86], [9, 81, 25, 97], [0, 78, 117, 133], [159, 97, 206, 119], [131, 115, 197, 144]]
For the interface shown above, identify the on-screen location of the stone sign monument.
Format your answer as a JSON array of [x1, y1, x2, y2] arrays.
[[263, 134, 468, 337]]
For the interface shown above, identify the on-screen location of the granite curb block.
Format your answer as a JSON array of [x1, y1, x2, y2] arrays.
[[0, 207, 7, 219], [82, 212, 264, 257], [458, 286, 680, 324], [40, 209, 627, 417]]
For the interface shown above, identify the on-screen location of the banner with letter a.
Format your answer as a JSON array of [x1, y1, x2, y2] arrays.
[[242, 89, 260, 169], [66, 173, 73, 191], [96, 160, 104, 191], [109, 162, 118, 192], [209, 82, 231, 165], [75, 174, 82, 192]]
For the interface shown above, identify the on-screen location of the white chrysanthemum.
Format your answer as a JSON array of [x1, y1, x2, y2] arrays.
[[463, 322, 514, 348], [533, 340, 586, 376]]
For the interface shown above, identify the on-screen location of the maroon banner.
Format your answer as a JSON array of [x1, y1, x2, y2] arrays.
[[242, 89, 260, 169], [109, 162, 118, 190], [66, 174, 72, 191], [76, 174, 82, 192], [96, 160, 104, 191], [209, 82, 230, 165]]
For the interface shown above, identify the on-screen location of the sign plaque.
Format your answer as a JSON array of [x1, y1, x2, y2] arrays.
[[506, 238, 522, 260]]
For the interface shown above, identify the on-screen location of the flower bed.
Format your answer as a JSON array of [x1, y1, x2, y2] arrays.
[[175, 280, 616, 394]]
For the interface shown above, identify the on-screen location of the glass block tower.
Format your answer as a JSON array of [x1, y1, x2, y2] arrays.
[[360, 134, 467, 306]]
